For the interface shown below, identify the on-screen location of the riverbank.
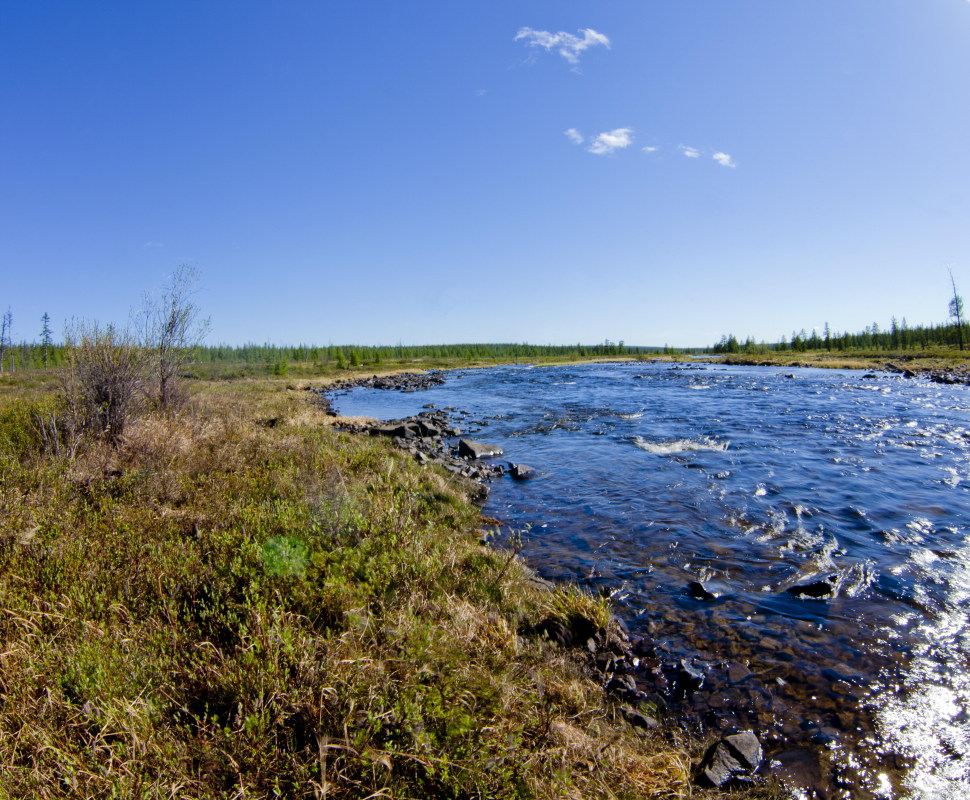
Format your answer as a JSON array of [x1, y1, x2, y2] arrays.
[[323, 360, 970, 799], [707, 350, 970, 383], [0, 376, 733, 799]]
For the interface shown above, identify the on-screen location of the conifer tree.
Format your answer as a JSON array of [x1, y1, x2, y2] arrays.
[[40, 312, 53, 367], [0, 308, 11, 373], [949, 269, 965, 351]]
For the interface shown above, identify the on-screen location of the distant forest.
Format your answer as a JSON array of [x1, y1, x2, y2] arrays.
[[3, 310, 969, 375], [712, 318, 967, 355], [0, 333, 653, 374]]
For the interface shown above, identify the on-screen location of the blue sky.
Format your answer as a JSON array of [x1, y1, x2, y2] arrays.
[[2, 1, 969, 347]]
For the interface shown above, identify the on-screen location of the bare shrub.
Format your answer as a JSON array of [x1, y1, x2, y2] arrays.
[[63, 322, 145, 444], [33, 396, 83, 459], [141, 265, 209, 411]]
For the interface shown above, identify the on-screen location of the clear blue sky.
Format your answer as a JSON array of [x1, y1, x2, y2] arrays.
[[2, 1, 969, 347]]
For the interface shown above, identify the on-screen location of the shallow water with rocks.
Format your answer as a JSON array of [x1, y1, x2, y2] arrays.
[[332, 361, 970, 798]]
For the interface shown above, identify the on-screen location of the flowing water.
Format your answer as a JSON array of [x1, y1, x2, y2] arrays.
[[333, 361, 970, 798]]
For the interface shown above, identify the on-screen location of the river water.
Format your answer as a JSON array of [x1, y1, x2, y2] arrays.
[[333, 361, 970, 799]]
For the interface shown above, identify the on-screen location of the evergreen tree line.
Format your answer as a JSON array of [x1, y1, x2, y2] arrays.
[[195, 339, 640, 367], [0, 310, 65, 372], [0, 323, 653, 373], [712, 317, 969, 355]]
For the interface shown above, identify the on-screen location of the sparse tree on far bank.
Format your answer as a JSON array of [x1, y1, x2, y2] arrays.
[[142, 265, 210, 410], [0, 308, 9, 373], [40, 312, 53, 367], [949, 268, 965, 351]]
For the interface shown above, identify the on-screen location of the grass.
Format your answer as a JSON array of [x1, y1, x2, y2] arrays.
[[0, 373, 699, 799], [708, 348, 970, 371]]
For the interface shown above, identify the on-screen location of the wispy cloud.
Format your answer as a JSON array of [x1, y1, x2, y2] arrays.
[[515, 27, 610, 68], [564, 128, 585, 145], [566, 132, 731, 165], [143, 241, 165, 249], [588, 128, 633, 155]]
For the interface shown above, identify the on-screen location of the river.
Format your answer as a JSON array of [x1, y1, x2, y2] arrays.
[[333, 361, 970, 799]]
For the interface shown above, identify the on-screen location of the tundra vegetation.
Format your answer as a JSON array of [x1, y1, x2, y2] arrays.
[[0, 333, 745, 797]]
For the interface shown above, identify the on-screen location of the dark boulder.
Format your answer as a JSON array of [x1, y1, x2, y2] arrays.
[[508, 463, 537, 480], [786, 578, 835, 599], [671, 658, 707, 699], [621, 706, 659, 731], [412, 418, 442, 437], [534, 615, 598, 648], [370, 423, 416, 439], [686, 580, 730, 601], [606, 673, 638, 696]]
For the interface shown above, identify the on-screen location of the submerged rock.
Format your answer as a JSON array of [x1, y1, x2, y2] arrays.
[[770, 748, 827, 798], [727, 663, 753, 684], [700, 730, 763, 787]]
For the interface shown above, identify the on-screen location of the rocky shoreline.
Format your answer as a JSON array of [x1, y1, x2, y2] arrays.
[[882, 360, 970, 385], [724, 356, 970, 386], [317, 372, 536, 503], [322, 370, 449, 394], [316, 368, 908, 798]]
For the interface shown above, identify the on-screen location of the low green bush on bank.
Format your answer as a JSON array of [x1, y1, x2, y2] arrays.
[[0, 383, 691, 798]]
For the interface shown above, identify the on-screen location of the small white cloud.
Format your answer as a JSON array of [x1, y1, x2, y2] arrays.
[[476, 88, 488, 97], [642, 145, 658, 154], [143, 241, 165, 249], [515, 27, 611, 67], [564, 128, 584, 145], [679, 145, 701, 159], [713, 152, 737, 168], [588, 127, 633, 155]]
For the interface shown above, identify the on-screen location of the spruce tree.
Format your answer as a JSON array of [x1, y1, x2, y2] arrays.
[[949, 269, 965, 351], [0, 308, 11, 373], [40, 312, 53, 367]]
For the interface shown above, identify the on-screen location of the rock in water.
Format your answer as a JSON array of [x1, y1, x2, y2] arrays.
[[508, 463, 537, 480], [700, 730, 763, 787], [458, 439, 504, 459], [686, 580, 730, 601], [785, 577, 835, 599]]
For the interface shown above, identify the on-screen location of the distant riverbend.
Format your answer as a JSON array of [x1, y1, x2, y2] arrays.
[[333, 361, 970, 799]]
